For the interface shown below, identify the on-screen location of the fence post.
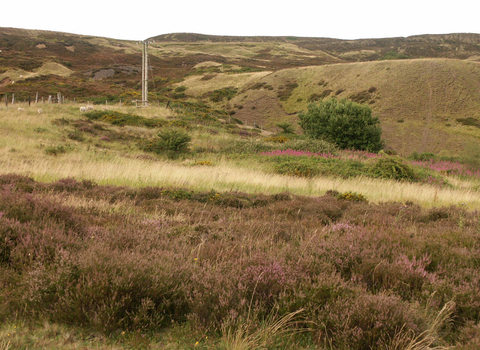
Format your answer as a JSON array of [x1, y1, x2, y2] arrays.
[[11, 94, 15, 105], [35, 92, 39, 103]]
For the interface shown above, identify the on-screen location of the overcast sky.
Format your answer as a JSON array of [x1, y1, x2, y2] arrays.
[[2, 0, 478, 41]]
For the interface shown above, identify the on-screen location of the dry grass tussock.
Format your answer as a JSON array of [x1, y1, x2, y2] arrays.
[[387, 301, 455, 350]]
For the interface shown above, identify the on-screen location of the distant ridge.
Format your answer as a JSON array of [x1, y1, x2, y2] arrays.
[[149, 32, 480, 44]]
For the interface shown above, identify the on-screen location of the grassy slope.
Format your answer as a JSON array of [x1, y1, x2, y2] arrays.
[[206, 58, 480, 155], [1, 104, 479, 209]]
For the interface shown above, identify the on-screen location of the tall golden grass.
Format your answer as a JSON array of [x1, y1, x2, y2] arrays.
[[1, 103, 479, 209], [2, 153, 479, 209]]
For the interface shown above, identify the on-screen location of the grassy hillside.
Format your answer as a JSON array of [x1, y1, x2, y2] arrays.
[[222, 58, 480, 155]]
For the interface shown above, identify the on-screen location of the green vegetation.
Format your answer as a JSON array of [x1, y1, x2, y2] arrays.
[[210, 88, 237, 102], [148, 128, 192, 153], [369, 157, 416, 181], [3, 27, 480, 348], [276, 122, 295, 134], [85, 110, 168, 128], [298, 98, 384, 152], [381, 50, 411, 60]]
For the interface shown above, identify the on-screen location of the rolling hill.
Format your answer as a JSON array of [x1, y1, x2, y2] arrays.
[[1, 28, 480, 155]]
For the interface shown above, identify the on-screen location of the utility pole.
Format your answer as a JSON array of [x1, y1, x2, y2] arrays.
[[141, 41, 148, 107]]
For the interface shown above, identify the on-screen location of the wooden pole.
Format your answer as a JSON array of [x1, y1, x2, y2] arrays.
[[35, 92, 39, 103], [11, 94, 15, 105], [142, 41, 148, 107]]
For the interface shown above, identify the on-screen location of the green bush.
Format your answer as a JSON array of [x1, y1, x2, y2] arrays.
[[298, 98, 383, 152], [369, 157, 416, 181], [210, 88, 237, 102], [44, 144, 74, 156], [145, 129, 192, 154], [273, 158, 320, 178], [336, 191, 367, 202], [381, 51, 411, 60], [276, 122, 295, 134]]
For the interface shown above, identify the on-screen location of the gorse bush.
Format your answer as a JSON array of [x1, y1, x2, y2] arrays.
[[369, 157, 416, 181], [274, 158, 320, 177], [336, 191, 367, 202], [147, 128, 192, 153], [298, 98, 384, 152], [264, 135, 289, 143]]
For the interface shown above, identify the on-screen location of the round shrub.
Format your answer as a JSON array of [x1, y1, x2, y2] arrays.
[[298, 98, 384, 152], [274, 159, 320, 178], [369, 157, 416, 181], [152, 128, 192, 153]]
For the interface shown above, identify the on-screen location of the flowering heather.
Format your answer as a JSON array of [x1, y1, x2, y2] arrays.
[[260, 149, 338, 159], [412, 159, 480, 178], [1, 174, 480, 348]]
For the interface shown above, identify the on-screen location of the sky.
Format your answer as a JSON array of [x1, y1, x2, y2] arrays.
[[2, 0, 479, 41]]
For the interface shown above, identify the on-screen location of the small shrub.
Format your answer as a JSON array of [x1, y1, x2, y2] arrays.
[[264, 136, 289, 143], [381, 51, 411, 60], [67, 130, 85, 142], [210, 88, 237, 102], [44, 144, 73, 156], [336, 191, 367, 202], [276, 122, 295, 134], [369, 158, 416, 181], [175, 86, 187, 92], [274, 159, 320, 178], [147, 129, 192, 154], [193, 160, 214, 166]]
